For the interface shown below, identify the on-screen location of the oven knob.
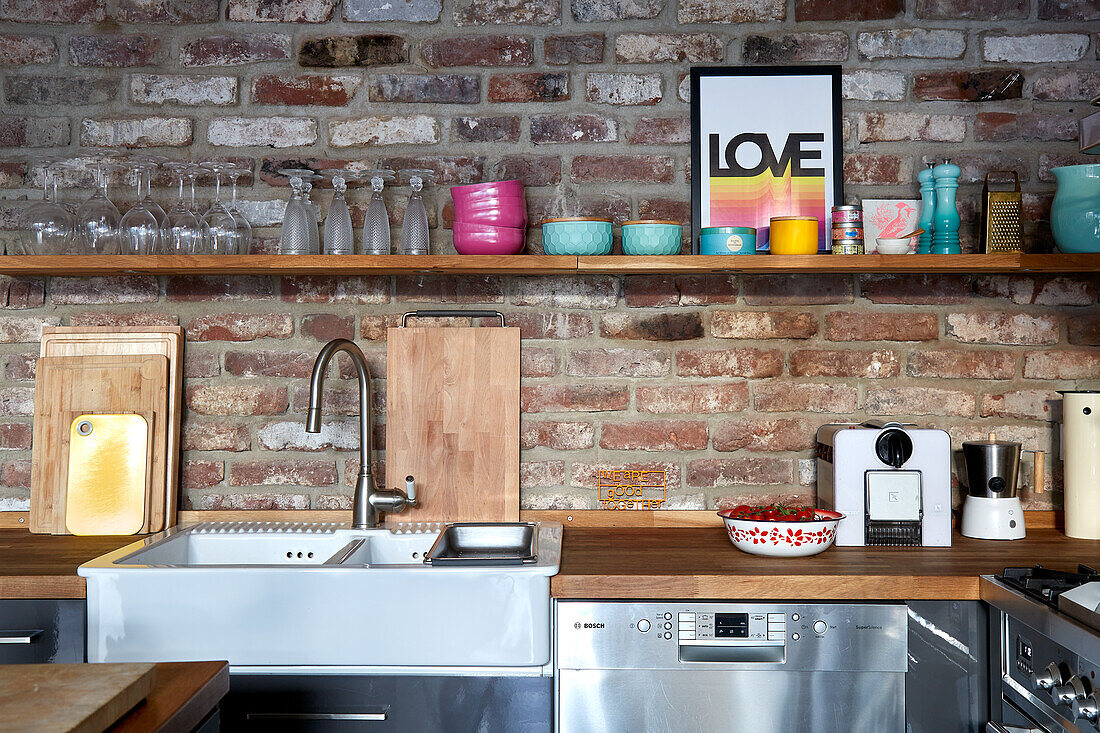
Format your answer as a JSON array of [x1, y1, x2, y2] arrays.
[[637, 619, 651, 633], [1072, 692, 1100, 722], [1054, 675, 1087, 706], [1035, 662, 1066, 691]]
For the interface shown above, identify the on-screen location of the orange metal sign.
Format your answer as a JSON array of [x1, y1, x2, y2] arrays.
[[598, 469, 666, 510]]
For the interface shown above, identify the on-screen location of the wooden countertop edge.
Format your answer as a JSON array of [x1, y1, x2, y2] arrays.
[[109, 661, 230, 733], [550, 574, 980, 600], [0, 575, 86, 599]]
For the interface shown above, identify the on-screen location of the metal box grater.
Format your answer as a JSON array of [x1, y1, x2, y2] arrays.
[[981, 171, 1023, 253]]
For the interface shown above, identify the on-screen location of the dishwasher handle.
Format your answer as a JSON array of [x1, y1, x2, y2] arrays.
[[679, 643, 785, 664], [246, 709, 388, 722]]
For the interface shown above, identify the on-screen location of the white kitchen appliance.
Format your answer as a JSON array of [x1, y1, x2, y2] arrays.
[[960, 436, 1025, 541], [816, 421, 952, 547], [1061, 391, 1100, 540]]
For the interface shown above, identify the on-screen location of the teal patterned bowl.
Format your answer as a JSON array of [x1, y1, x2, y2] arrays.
[[621, 220, 683, 255], [541, 218, 613, 256]]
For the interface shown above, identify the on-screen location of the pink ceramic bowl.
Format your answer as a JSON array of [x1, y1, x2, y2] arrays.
[[717, 509, 843, 557], [451, 180, 524, 202], [452, 221, 526, 255], [454, 198, 529, 229]]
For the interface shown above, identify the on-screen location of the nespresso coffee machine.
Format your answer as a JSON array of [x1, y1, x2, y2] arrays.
[[816, 421, 952, 547]]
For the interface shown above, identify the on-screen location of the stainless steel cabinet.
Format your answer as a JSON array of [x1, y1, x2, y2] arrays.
[[0, 599, 84, 664], [221, 674, 552, 732], [907, 600, 989, 733]]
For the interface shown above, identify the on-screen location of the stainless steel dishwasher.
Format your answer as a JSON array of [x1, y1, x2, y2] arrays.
[[555, 601, 908, 732]]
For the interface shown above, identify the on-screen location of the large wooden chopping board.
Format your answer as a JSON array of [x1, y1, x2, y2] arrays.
[[386, 323, 520, 522], [40, 327, 183, 529], [0, 662, 155, 733], [30, 354, 168, 535]]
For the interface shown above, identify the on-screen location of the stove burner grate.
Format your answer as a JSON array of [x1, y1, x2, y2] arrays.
[[999, 564, 1100, 606]]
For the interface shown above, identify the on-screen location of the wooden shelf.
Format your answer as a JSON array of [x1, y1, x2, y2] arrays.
[[0, 253, 1096, 277]]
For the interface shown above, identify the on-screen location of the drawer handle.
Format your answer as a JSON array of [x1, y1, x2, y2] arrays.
[[246, 709, 388, 722], [0, 630, 42, 645]]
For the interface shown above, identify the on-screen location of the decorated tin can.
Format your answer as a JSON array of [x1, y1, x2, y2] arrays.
[[699, 226, 756, 255], [832, 205, 863, 224], [832, 239, 865, 254], [831, 225, 863, 240]]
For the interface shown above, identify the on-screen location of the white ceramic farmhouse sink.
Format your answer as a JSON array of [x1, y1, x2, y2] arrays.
[[79, 521, 562, 669]]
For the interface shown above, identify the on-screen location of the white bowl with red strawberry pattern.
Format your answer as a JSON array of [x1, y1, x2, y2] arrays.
[[718, 509, 844, 557]]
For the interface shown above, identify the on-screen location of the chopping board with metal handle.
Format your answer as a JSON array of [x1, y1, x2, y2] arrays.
[[30, 354, 168, 535], [65, 414, 150, 536], [40, 327, 183, 529], [385, 310, 520, 523]]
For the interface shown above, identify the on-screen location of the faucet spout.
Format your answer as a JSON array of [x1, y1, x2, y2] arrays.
[[308, 339, 375, 529]]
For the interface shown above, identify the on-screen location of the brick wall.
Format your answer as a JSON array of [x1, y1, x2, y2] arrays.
[[0, 1, 1097, 512], [0, 272, 1096, 512]]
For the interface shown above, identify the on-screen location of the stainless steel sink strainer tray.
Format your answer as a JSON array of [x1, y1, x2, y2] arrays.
[[424, 522, 538, 566]]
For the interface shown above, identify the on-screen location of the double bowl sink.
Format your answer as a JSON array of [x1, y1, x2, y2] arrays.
[[79, 521, 562, 669]]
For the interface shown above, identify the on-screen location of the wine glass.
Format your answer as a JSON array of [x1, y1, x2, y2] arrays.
[[319, 169, 354, 255], [136, 156, 169, 243], [361, 169, 395, 255], [75, 151, 121, 255], [399, 168, 434, 256], [118, 158, 161, 255], [18, 160, 74, 255], [302, 180, 320, 255], [184, 164, 212, 253], [163, 161, 203, 255], [225, 164, 253, 254], [200, 161, 240, 255]]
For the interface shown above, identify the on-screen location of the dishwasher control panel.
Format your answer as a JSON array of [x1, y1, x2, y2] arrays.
[[556, 601, 907, 672]]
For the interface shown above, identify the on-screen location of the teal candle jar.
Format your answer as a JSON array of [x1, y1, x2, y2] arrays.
[[541, 217, 613, 255], [621, 220, 683, 255], [699, 226, 757, 255], [1051, 164, 1100, 253]]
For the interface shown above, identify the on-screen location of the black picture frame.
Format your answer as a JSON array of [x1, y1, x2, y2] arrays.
[[690, 65, 845, 254]]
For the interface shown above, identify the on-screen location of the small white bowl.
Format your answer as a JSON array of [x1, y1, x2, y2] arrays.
[[875, 237, 914, 255], [718, 509, 843, 557]]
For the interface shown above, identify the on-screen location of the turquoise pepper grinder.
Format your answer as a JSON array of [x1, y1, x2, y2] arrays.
[[931, 158, 962, 254], [917, 162, 935, 254]]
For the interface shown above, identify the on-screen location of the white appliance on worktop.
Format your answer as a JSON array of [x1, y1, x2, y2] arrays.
[[816, 421, 952, 547]]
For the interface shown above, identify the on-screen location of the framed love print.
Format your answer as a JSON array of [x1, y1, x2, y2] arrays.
[[691, 66, 844, 253]]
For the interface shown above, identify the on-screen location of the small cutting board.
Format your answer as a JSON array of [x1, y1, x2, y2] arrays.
[[0, 662, 155, 733], [30, 354, 167, 535], [386, 322, 520, 523]]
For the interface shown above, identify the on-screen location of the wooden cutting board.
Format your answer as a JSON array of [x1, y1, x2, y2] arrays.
[[40, 327, 183, 529], [30, 354, 168, 535], [0, 663, 155, 733], [386, 323, 520, 522]]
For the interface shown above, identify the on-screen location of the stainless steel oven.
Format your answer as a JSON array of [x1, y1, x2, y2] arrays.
[[983, 573, 1100, 733], [555, 601, 908, 732]]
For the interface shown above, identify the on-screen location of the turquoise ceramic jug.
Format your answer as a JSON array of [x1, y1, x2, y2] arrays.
[[1051, 164, 1100, 253]]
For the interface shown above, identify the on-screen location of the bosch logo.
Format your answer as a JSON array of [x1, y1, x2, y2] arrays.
[[583, 622, 605, 629], [574, 622, 581, 629]]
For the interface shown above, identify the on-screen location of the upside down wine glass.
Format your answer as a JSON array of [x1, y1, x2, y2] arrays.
[[362, 169, 395, 255], [163, 161, 203, 255], [76, 153, 121, 255], [201, 162, 239, 255], [18, 161, 74, 255], [320, 169, 354, 255], [118, 159, 162, 255]]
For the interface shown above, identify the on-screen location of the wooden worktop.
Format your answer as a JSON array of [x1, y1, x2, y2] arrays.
[[550, 526, 1100, 600], [5, 526, 1100, 601], [0, 530, 136, 598]]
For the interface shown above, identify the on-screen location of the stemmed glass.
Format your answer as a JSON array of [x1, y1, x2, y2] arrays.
[[162, 161, 203, 255], [200, 161, 240, 255], [278, 169, 321, 254], [118, 158, 162, 255], [224, 164, 252, 255], [361, 169, 395, 255], [76, 151, 121, 255], [18, 160, 74, 255], [319, 169, 354, 255], [399, 168, 434, 256], [278, 175, 312, 255]]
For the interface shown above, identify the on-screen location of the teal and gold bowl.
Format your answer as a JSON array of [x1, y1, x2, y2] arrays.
[[541, 218, 613, 256], [621, 220, 683, 255]]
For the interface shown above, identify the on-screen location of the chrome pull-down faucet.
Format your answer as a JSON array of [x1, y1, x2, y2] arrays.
[[306, 338, 415, 529]]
